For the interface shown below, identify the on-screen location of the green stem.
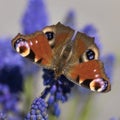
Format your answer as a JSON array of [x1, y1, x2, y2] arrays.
[[24, 76, 34, 113], [49, 114, 58, 120]]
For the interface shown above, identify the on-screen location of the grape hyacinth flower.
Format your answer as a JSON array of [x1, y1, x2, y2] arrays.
[[102, 54, 115, 82], [25, 69, 74, 119], [0, 39, 24, 93], [0, 34, 39, 119], [0, 38, 25, 119], [25, 97, 48, 120], [0, 112, 7, 120], [109, 117, 120, 120], [1, 0, 49, 119], [22, 0, 48, 34], [63, 10, 76, 28], [21, 0, 48, 75], [0, 38, 39, 93], [0, 84, 21, 120], [42, 69, 74, 117]]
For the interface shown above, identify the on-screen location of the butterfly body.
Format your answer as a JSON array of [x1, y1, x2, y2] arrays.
[[12, 22, 111, 93], [52, 41, 73, 79]]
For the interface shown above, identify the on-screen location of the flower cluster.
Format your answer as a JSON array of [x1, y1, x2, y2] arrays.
[[63, 10, 76, 28], [0, 23, 39, 120], [0, 38, 39, 93], [25, 97, 48, 120], [42, 69, 74, 117], [0, 112, 7, 120], [102, 54, 115, 82], [0, 83, 21, 120], [22, 0, 48, 34], [0, 0, 48, 119]]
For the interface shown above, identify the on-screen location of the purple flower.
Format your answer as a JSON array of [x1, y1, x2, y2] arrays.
[[102, 54, 115, 82], [41, 69, 74, 117], [0, 37, 39, 119], [0, 38, 40, 93], [0, 39, 24, 93], [53, 102, 61, 117], [0, 112, 7, 120], [22, 0, 48, 34], [0, 39, 24, 70], [0, 84, 21, 120], [64, 10, 76, 28], [25, 97, 48, 120], [109, 117, 119, 120]]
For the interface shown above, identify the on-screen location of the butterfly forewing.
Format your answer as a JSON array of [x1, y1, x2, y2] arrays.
[[12, 32, 53, 68]]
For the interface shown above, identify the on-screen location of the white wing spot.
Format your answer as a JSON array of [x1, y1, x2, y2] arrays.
[[35, 40, 38, 44], [95, 74, 99, 78], [30, 41, 33, 46]]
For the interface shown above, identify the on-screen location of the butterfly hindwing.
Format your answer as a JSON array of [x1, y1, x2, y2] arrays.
[[65, 60, 111, 92], [64, 32, 111, 92]]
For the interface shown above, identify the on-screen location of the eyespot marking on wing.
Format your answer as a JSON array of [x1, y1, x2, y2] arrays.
[[14, 38, 30, 57], [81, 78, 109, 92], [42, 26, 56, 48], [81, 45, 99, 62], [89, 78, 108, 92]]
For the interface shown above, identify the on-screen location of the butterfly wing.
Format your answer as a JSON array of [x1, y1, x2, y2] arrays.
[[64, 32, 111, 92], [42, 22, 74, 59], [12, 32, 53, 68], [11, 22, 74, 69]]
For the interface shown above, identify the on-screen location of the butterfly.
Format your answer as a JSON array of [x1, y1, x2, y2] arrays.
[[11, 22, 111, 93]]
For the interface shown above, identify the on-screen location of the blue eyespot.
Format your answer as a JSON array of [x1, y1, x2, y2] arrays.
[[45, 32, 54, 40], [86, 49, 95, 60], [14, 38, 24, 49]]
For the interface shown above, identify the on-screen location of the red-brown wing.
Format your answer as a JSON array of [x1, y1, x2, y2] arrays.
[[65, 32, 111, 92], [11, 22, 74, 69], [66, 60, 111, 92], [42, 22, 74, 58], [11, 32, 53, 68]]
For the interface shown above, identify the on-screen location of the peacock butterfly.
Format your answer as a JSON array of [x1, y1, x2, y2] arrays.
[[11, 22, 111, 92]]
